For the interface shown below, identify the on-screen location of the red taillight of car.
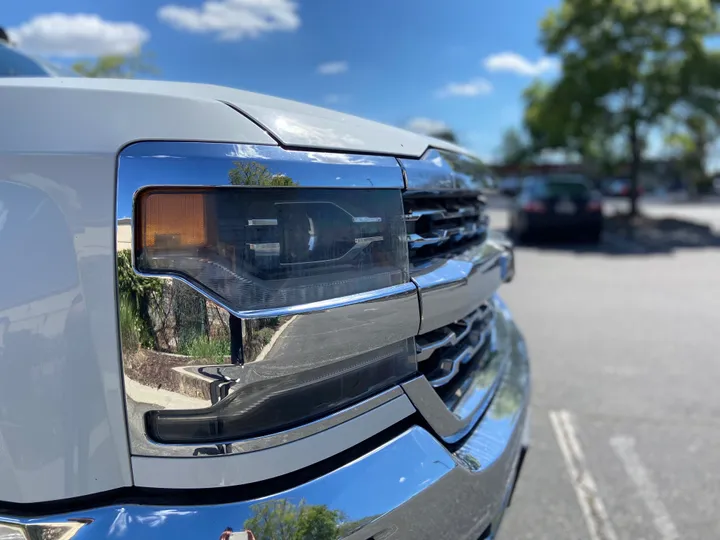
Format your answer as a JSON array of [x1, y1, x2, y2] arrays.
[[586, 200, 602, 212], [522, 200, 546, 213]]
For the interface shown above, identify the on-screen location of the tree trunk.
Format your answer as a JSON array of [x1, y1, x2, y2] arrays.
[[628, 121, 641, 217]]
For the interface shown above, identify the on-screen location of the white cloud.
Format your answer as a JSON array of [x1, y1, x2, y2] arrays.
[[436, 77, 493, 98], [483, 52, 560, 76], [317, 61, 348, 75], [158, 0, 300, 40], [8, 13, 149, 57], [405, 117, 450, 135]]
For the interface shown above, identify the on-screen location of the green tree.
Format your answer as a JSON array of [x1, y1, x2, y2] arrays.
[[532, 0, 720, 215], [72, 49, 158, 78], [117, 250, 162, 348], [665, 117, 717, 196], [243, 499, 300, 540], [523, 80, 619, 178], [496, 127, 534, 167], [228, 161, 296, 186], [242, 499, 345, 540], [295, 505, 345, 540]]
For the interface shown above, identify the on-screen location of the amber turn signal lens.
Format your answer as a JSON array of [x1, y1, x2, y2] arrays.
[[137, 190, 207, 249]]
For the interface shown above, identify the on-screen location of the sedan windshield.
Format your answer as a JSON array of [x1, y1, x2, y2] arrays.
[[0, 42, 75, 77], [532, 177, 591, 198]]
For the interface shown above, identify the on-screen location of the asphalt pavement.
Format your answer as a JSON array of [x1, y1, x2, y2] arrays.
[[490, 200, 720, 539]]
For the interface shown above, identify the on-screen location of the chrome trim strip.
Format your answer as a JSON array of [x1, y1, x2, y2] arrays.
[[398, 148, 494, 192], [412, 238, 510, 334], [119, 141, 405, 189], [132, 394, 415, 489], [404, 206, 482, 222], [407, 220, 486, 249], [398, 149, 456, 191], [0, 343, 529, 539], [134, 272, 416, 320]]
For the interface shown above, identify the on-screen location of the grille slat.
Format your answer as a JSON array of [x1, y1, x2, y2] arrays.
[[417, 302, 495, 390], [415, 303, 493, 361], [427, 322, 493, 387], [403, 194, 488, 262]]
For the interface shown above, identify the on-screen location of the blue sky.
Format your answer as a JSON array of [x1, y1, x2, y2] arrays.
[[5, 0, 562, 160]]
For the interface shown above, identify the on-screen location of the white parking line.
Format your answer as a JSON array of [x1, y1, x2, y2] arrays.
[[610, 436, 680, 540], [549, 410, 619, 540]]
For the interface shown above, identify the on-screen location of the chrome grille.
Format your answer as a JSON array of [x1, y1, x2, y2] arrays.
[[403, 193, 489, 262], [417, 301, 495, 390]]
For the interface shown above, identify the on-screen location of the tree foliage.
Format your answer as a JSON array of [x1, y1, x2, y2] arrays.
[[665, 111, 719, 193], [526, 0, 720, 214], [496, 127, 534, 167], [117, 250, 163, 347], [229, 161, 296, 186], [294, 505, 345, 540], [72, 49, 158, 78], [242, 499, 346, 540]]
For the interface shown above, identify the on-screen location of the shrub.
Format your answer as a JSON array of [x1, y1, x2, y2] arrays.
[[117, 250, 163, 348], [119, 294, 141, 353], [180, 335, 230, 364], [172, 282, 208, 352]]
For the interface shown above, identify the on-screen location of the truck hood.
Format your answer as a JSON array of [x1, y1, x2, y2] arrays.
[[0, 77, 459, 158], [206, 84, 435, 157]]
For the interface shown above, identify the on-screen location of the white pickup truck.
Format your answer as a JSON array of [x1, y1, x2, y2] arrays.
[[0, 39, 529, 540]]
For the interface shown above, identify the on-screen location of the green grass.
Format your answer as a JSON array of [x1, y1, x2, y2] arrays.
[[119, 295, 141, 353], [180, 335, 230, 363]]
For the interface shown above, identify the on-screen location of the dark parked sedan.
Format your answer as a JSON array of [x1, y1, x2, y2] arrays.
[[509, 175, 604, 243]]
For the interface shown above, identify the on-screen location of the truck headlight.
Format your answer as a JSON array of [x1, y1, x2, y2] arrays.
[[125, 177, 417, 447], [135, 187, 409, 313]]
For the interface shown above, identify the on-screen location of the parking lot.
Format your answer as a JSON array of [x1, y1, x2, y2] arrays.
[[490, 201, 720, 539]]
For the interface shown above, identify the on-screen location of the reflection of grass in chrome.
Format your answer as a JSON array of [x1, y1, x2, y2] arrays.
[[180, 335, 230, 364]]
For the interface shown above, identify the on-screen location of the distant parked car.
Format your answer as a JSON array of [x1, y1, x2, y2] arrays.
[[0, 38, 77, 77], [509, 174, 604, 243], [499, 176, 522, 196]]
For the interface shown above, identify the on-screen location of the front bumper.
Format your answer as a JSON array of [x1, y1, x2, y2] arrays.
[[0, 327, 529, 540]]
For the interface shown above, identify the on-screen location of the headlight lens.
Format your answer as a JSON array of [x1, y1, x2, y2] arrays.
[[135, 187, 409, 313], [130, 184, 417, 447]]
